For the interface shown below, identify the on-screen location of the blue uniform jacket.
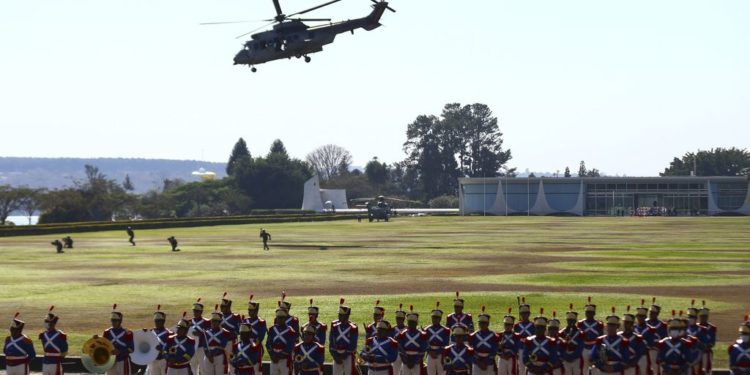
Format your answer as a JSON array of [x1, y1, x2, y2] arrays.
[[104, 327, 134, 362], [164, 334, 196, 368], [267, 324, 298, 360], [329, 321, 358, 362], [589, 334, 631, 373], [4, 334, 36, 366], [39, 329, 68, 364], [243, 317, 268, 344], [523, 335, 560, 374], [397, 328, 427, 367], [293, 342, 325, 375]]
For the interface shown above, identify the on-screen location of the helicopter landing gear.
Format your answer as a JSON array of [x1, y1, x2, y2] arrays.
[[251, 66, 257, 73], [304, 56, 311, 63]]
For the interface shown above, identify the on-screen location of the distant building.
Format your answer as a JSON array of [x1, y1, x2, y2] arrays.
[[458, 176, 750, 216], [301, 175, 348, 212], [191, 167, 217, 181]]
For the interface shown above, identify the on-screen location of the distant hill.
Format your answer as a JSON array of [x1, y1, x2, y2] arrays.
[[0, 157, 227, 193]]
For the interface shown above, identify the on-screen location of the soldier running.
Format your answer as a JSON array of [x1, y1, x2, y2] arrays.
[[260, 229, 272, 251], [168, 236, 180, 252], [51, 240, 64, 253], [62, 236, 74, 249], [126, 226, 136, 246]]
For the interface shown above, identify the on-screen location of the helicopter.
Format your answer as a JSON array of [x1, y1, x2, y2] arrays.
[[203, 0, 395, 72]]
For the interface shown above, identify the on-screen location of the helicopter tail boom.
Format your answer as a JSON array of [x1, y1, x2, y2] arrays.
[[363, 1, 391, 30]]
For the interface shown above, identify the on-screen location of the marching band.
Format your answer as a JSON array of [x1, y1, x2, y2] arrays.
[[4, 292, 748, 375]]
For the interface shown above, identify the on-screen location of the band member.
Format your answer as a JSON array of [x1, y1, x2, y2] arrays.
[[329, 299, 358, 375], [392, 304, 408, 374], [191, 299, 213, 375], [268, 308, 298, 375], [293, 325, 325, 375], [103, 304, 134, 375], [514, 299, 534, 375], [620, 308, 647, 375], [657, 312, 695, 375], [360, 320, 399, 375], [244, 295, 267, 344], [202, 307, 234, 375], [397, 306, 427, 375], [547, 313, 565, 375], [578, 298, 604, 374], [366, 300, 386, 339], [634, 301, 656, 375], [686, 304, 709, 375], [698, 303, 717, 375], [447, 292, 474, 333], [147, 306, 173, 375], [498, 309, 522, 375], [425, 302, 450, 375], [523, 310, 560, 375], [39, 306, 68, 375], [561, 305, 585, 375], [443, 325, 473, 375], [589, 309, 630, 375], [279, 292, 301, 337], [126, 226, 136, 246], [164, 318, 196, 375], [220, 293, 242, 340], [232, 323, 262, 375], [302, 299, 327, 345], [648, 299, 668, 375], [4, 313, 36, 375], [729, 318, 750, 375], [470, 307, 499, 375]]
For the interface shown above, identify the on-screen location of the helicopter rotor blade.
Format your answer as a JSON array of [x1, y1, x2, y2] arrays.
[[287, 0, 341, 17], [273, 0, 283, 17], [235, 21, 275, 39], [200, 20, 256, 25], [289, 18, 332, 22], [370, 0, 396, 13]]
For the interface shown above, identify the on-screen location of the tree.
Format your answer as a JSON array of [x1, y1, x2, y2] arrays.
[[586, 168, 601, 177], [17, 187, 45, 225], [122, 174, 135, 191], [306, 144, 353, 180], [661, 147, 750, 176], [268, 139, 288, 158], [0, 185, 23, 225], [226, 138, 251, 176], [578, 161, 587, 177], [564, 167, 571, 178], [365, 157, 389, 186], [404, 114, 460, 200]]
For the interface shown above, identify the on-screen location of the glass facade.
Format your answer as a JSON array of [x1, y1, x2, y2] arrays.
[[584, 182, 708, 216]]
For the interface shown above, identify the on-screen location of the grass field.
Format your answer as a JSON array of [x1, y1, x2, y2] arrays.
[[0, 216, 748, 366]]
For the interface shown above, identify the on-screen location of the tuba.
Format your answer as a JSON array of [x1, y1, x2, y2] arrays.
[[81, 337, 116, 374], [131, 330, 161, 366], [294, 354, 305, 363]]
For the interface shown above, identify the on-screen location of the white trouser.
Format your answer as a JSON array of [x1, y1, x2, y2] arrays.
[[148, 359, 168, 375], [472, 363, 495, 375], [192, 348, 206, 375], [202, 353, 227, 375], [393, 356, 403, 375], [518, 349, 526, 375], [107, 360, 131, 375], [168, 367, 192, 375], [425, 355, 444, 375], [401, 362, 423, 375], [369, 369, 390, 375], [637, 355, 649, 375], [701, 351, 713, 375], [551, 368, 563, 375], [43, 363, 63, 375], [624, 367, 637, 375], [564, 359, 583, 375], [270, 358, 291, 375], [332, 355, 355, 375], [649, 349, 658, 375], [591, 369, 623, 375], [498, 357, 517, 375], [6, 363, 29, 375]]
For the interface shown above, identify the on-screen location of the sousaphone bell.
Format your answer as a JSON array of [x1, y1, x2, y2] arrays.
[[81, 337, 116, 374], [131, 330, 161, 365]]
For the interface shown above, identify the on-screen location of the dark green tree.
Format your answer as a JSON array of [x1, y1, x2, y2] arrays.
[[578, 161, 587, 177], [564, 167, 571, 178], [365, 157, 389, 186], [268, 139, 288, 158], [0, 185, 23, 225], [122, 174, 135, 191], [226, 138, 251, 176], [660, 147, 750, 176]]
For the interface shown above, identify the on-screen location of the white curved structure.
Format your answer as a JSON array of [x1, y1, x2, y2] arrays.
[[301, 175, 348, 212]]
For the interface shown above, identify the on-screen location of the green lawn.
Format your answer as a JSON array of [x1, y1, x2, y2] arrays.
[[0, 216, 748, 366]]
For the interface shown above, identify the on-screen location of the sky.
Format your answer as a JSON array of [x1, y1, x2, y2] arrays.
[[1, 0, 748, 176]]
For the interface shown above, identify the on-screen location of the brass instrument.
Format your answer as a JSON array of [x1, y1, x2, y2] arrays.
[[81, 337, 116, 374], [443, 356, 452, 366], [529, 353, 538, 363], [294, 354, 305, 363]]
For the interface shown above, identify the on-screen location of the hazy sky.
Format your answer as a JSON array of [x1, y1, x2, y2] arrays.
[[1, 0, 748, 176]]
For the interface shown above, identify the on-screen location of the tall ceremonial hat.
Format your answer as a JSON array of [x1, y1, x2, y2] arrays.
[[210, 304, 222, 321], [279, 291, 292, 310], [636, 299, 648, 317], [193, 297, 205, 312], [248, 294, 259, 311], [431, 301, 443, 318], [605, 306, 620, 326], [220, 292, 232, 308], [622, 305, 635, 323], [699, 300, 710, 317], [303, 324, 316, 335], [153, 304, 166, 321], [376, 320, 392, 330], [275, 304, 289, 318], [687, 299, 699, 318], [308, 299, 319, 315], [239, 320, 252, 334], [406, 305, 419, 322], [478, 305, 490, 323], [452, 324, 469, 336], [739, 315, 750, 334], [533, 308, 548, 327], [548, 311, 560, 328], [45, 305, 59, 324], [337, 298, 351, 315], [373, 299, 385, 314], [566, 303, 578, 320], [10, 312, 24, 329], [503, 307, 515, 325], [453, 291, 464, 308], [176, 312, 190, 329], [111, 304, 123, 320], [584, 296, 596, 312], [518, 296, 531, 314], [667, 310, 685, 329], [650, 297, 661, 313], [395, 303, 406, 319]]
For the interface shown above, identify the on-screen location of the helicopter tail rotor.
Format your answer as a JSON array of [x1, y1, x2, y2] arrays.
[[370, 0, 396, 13]]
